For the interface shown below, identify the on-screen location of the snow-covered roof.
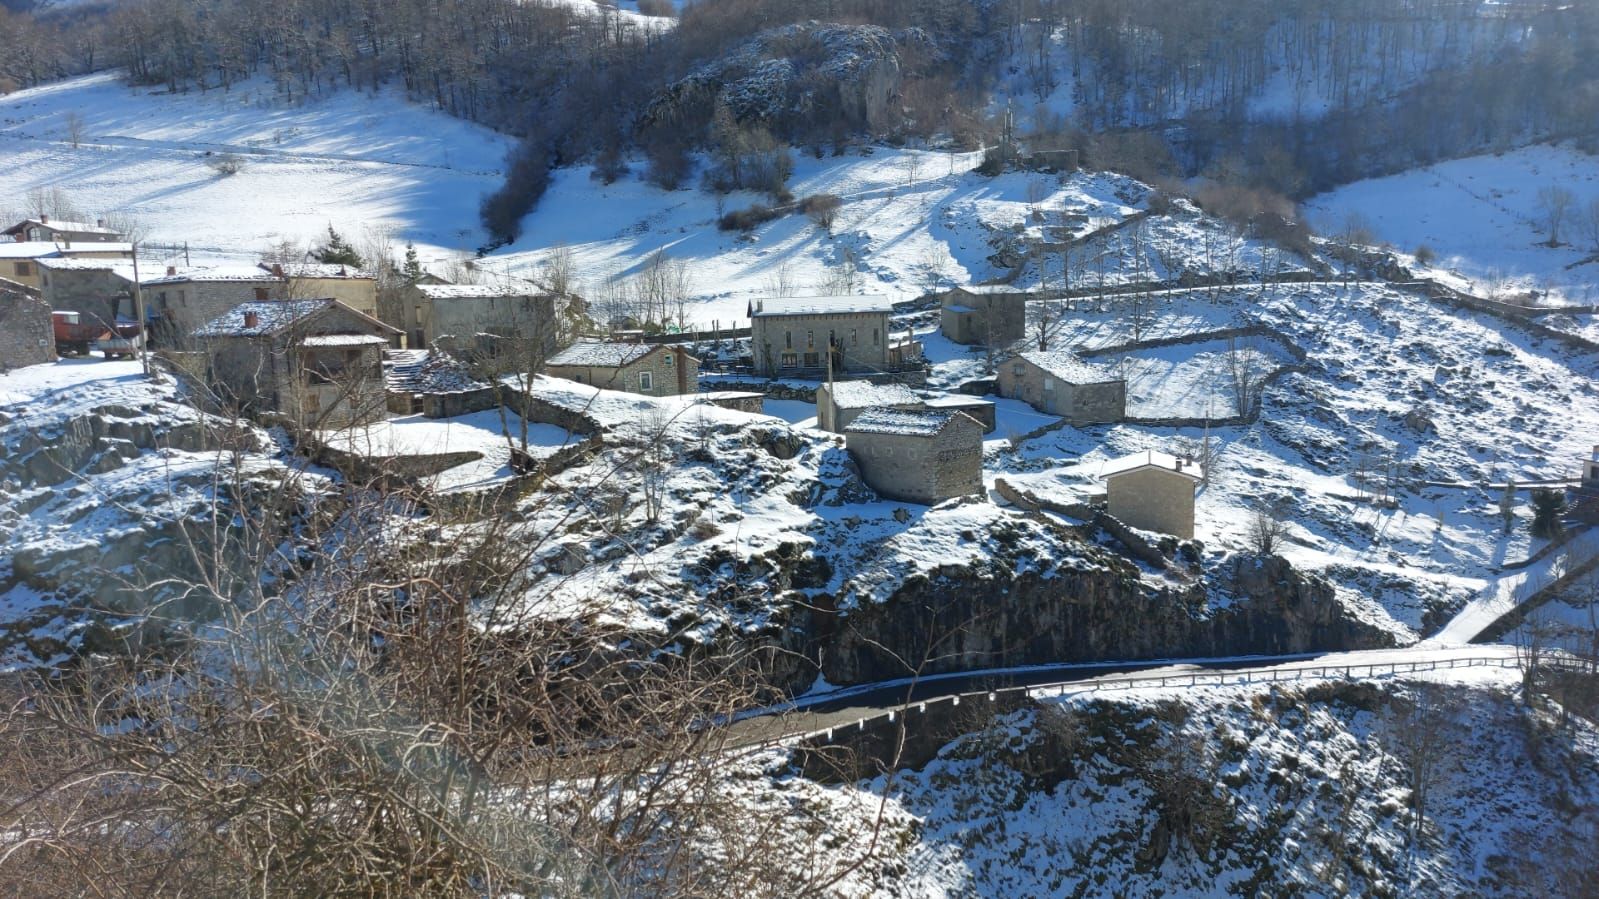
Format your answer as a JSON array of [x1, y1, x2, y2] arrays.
[[1099, 450, 1203, 482], [924, 395, 994, 409], [822, 379, 922, 409], [0, 242, 64, 259], [547, 341, 658, 368], [34, 257, 136, 278], [951, 285, 1026, 295], [749, 295, 895, 317], [845, 407, 967, 438], [300, 334, 389, 347], [416, 283, 539, 300], [146, 265, 281, 285], [1017, 349, 1118, 384], [264, 262, 375, 279], [192, 299, 334, 337], [5, 218, 120, 236], [385, 348, 491, 394]]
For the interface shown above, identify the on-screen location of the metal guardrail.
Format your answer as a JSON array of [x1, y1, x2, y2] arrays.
[[745, 654, 1589, 753]]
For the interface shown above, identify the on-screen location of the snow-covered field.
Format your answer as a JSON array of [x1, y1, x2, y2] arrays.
[[0, 73, 512, 265], [1306, 143, 1599, 303], [317, 410, 575, 492]]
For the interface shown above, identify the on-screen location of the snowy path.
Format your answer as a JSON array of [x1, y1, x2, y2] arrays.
[[1425, 528, 1599, 646]]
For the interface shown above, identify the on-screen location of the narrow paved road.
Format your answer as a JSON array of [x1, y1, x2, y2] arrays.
[[728, 644, 1522, 749]]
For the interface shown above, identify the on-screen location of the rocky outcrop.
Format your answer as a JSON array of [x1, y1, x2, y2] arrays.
[[793, 551, 1393, 687]]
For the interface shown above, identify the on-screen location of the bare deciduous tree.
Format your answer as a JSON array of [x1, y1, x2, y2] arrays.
[[1538, 185, 1576, 248]]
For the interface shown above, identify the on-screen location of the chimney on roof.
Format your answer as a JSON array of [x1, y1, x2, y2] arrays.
[[244, 310, 260, 329], [165, 265, 176, 277], [271, 263, 285, 279], [96, 218, 105, 228], [39, 214, 47, 224], [1175, 459, 1184, 472]]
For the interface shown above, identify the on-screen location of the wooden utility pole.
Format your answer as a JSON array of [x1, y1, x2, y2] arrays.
[[130, 241, 150, 377]]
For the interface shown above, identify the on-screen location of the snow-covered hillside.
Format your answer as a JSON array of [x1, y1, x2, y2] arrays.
[[1306, 143, 1599, 303], [0, 72, 512, 264], [843, 665, 1599, 897]]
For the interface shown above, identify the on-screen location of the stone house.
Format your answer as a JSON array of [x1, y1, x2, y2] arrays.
[[145, 265, 288, 344], [3, 216, 122, 244], [259, 263, 380, 319], [936, 286, 1028, 347], [546, 341, 699, 396], [36, 257, 137, 326], [844, 408, 985, 505], [748, 295, 898, 378], [193, 299, 402, 429], [403, 283, 557, 357], [1101, 450, 1202, 539], [996, 348, 1125, 423], [0, 241, 133, 291], [816, 380, 924, 432], [0, 288, 54, 371]]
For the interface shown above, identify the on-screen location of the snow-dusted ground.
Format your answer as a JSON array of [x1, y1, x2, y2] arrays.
[[1306, 143, 1599, 303], [317, 410, 575, 492], [0, 73, 512, 266], [967, 276, 1599, 641], [846, 664, 1599, 897]]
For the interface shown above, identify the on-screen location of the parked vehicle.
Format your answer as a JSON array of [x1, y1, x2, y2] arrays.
[[52, 311, 142, 358]]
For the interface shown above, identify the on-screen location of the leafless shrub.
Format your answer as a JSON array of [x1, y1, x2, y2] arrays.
[[206, 152, 245, 176], [799, 193, 842, 231]]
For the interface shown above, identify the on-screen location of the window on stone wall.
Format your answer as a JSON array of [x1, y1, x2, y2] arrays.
[[1013, 363, 1025, 376], [1043, 377, 1054, 391], [803, 352, 819, 367], [851, 329, 858, 346], [639, 371, 653, 391], [781, 352, 797, 368], [14, 262, 31, 277], [255, 287, 269, 300], [785, 331, 792, 349], [872, 328, 880, 346], [663, 352, 674, 367], [807, 331, 814, 349]]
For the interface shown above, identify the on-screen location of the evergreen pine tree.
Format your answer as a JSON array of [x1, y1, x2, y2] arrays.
[[402, 242, 423, 283], [314, 225, 365, 268]]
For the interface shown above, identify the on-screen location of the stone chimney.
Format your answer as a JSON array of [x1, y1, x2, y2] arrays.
[[165, 265, 176, 277], [39, 214, 47, 224], [243, 310, 260, 330], [96, 218, 106, 228], [271, 263, 285, 279]]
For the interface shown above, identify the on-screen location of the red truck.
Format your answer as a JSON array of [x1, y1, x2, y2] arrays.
[[52, 311, 143, 358]]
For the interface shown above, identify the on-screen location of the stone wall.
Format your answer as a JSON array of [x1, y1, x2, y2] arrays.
[[149, 278, 282, 345], [0, 290, 54, 370]]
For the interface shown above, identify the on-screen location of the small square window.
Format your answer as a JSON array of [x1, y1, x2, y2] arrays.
[[1043, 377, 1054, 391], [664, 353, 674, 367]]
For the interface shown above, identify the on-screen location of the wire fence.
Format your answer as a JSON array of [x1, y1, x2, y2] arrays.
[[747, 653, 1594, 752]]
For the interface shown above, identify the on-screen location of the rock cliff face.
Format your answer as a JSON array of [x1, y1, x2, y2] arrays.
[[784, 549, 1394, 688], [0, 377, 298, 664]]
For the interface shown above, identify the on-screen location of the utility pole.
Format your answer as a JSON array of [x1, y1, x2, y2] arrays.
[[130, 241, 150, 377]]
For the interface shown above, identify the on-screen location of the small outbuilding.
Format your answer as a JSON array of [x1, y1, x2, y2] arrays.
[[996, 348, 1125, 424], [816, 380, 924, 432], [923, 395, 998, 434], [384, 347, 494, 418], [936, 286, 1028, 347], [545, 341, 699, 396], [844, 407, 985, 505], [1100, 450, 1202, 539]]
